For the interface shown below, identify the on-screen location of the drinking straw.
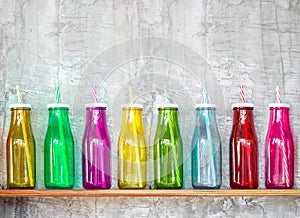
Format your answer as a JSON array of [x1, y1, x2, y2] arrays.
[[163, 86, 181, 185], [240, 85, 245, 103], [202, 86, 208, 104], [93, 85, 98, 103], [55, 86, 61, 103], [202, 87, 216, 186], [128, 86, 143, 185], [93, 85, 102, 151], [240, 86, 253, 187], [92, 85, 105, 177], [163, 86, 170, 104], [55, 86, 69, 185], [276, 86, 289, 184], [163, 86, 171, 182], [276, 85, 281, 103], [16, 85, 22, 104], [16, 85, 34, 186]]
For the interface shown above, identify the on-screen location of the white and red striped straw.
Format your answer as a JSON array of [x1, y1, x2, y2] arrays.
[[93, 85, 98, 103], [240, 85, 245, 103], [276, 85, 281, 103]]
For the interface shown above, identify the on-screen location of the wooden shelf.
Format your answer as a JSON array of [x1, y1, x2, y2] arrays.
[[0, 189, 300, 197]]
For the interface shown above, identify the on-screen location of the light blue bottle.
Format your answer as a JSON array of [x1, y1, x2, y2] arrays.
[[191, 104, 222, 189]]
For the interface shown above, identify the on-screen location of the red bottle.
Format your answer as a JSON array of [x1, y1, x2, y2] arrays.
[[230, 103, 258, 189]]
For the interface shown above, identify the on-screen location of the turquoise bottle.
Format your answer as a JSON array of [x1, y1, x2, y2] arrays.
[[191, 104, 222, 189]]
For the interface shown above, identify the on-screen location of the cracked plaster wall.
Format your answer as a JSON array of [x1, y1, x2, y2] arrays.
[[1, 0, 300, 217]]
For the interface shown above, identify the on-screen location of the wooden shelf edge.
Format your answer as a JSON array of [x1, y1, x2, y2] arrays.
[[0, 189, 299, 197]]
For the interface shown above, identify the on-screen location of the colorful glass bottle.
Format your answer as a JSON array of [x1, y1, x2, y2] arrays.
[[265, 103, 294, 189], [7, 104, 35, 188], [82, 103, 111, 189], [230, 103, 258, 189], [191, 104, 222, 189], [118, 104, 147, 189], [154, 104, 183, 189], [44, 104, 74, 189]]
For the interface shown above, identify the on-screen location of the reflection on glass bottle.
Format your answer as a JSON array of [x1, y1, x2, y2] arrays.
[[154, 104, 183, 189], [230, 103, 258, 189], [265, 103, 294, 189], [44, 104, 74, 189], [118, 104, 147, 189], [82, 103, 111, 189], [7, 104, 35, 188], [191, 104, 222, 189]]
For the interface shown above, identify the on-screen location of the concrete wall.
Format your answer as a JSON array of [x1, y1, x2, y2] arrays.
[[1, 0, 300, 217]]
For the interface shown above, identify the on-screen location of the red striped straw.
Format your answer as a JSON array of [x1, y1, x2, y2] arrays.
[[276, 86, 281, 103], [240, 85, 245, 103], [93, 85, 98, 103]]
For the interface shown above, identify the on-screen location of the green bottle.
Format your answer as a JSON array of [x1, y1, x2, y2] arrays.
[[154, 104, 183, 189], [44, 103, 74, 189]]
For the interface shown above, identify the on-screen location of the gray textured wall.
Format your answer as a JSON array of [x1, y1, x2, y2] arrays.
[[1, 0, 300, 217]]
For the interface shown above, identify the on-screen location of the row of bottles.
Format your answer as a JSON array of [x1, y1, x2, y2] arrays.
[[6, 102, 294, 189]]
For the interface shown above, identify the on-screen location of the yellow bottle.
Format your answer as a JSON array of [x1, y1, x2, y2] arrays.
[[7, 104, 35, 188], [118, 104, 147, 189]]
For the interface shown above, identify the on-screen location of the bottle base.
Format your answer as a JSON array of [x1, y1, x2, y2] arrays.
[[83, 183, 111, 189], [230, 182, 258, 189], [118, 182, 146, 189], [265, 183, 293, 189], [7, 182, 35, 189], [45, 183, 74, 189], [192, 184, 221, 189], [155, 186, 182, 189], [7, 185, 35, 189], [154, 183, 182, 189], [118, 186, 146, 189]]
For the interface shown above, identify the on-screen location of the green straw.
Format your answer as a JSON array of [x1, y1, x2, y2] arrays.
[[163, 86, 181, 185], [55, 86, 61, 103], [164, 86, 170, 104], [54, 86, 69, 185]]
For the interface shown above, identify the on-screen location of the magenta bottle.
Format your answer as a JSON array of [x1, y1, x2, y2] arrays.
[[82, 103, 111, 189], [265, 103, 294, 189]]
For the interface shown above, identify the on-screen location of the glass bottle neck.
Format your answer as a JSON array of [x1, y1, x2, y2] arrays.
[[48, 108, 70, 121], [121, 108, 143, 127], [233, 107, 254, 126], [268, 107, 290, 125], [10, 108, 31, 124], [196, 108, 217, 124], [85, 107, 107, 125], [157, 109, 179, 126], [48, 108, 69, 115]]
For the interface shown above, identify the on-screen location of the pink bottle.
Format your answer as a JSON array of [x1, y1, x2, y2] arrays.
[[265, 103, 294, 189]]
